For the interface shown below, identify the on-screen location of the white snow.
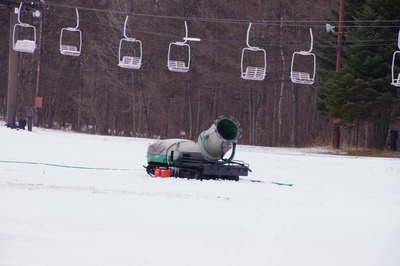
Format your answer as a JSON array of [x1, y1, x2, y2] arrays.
[[1, 124, 400, 266]]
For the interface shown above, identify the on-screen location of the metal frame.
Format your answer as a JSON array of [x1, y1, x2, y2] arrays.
[[60, 8, 82, 56], [167, 21, 200, 73], [391, 30, 400, 87], [118, 15, 143, 69], [13, 3, 37, 53], [241, 23, 267, 81], [290, 28, 316, 85]]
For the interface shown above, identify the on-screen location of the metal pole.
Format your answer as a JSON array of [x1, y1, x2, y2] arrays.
[[6, 5, 19, 128], [332, 0, 345, 149], [35, 16, 43, 126]]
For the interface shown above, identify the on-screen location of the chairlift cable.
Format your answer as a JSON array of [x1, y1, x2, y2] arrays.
[[45, 1, 400, 28]]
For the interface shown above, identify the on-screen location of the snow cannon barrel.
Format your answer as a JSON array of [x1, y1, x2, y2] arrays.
[[197, 116, 242, 161]]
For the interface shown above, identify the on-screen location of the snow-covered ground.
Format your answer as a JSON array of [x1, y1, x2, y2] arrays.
[[1, 124, 399, 266]]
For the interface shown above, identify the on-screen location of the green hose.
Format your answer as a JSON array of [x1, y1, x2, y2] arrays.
[[0, 160, 132, 171]]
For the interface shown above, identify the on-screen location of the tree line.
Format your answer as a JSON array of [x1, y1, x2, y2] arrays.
[[0, 0, 398, 149]]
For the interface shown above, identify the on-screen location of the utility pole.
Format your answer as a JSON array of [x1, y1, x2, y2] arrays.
[[332, 0, 345, 149], [6, 4, 19, 128], [5, 1, 45, 128], [336, 0, 345, 71], [35, 13, 43, 126]]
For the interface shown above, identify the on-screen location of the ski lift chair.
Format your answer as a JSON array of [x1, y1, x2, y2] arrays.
[[118, 16, 142, 69], [60, 8, 82, 56], [168, 42, 191, 72], [391, 51, 400, 87], [241, 23, 267, 81], [391, 30, 400, 87], [13, 3, 37, 53], [167, 21, 200, 72], [241, 48, 267, 80], [290, 28, 316, 85]]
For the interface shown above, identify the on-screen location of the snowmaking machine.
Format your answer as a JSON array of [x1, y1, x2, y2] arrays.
[[145, 116, 250, 181]]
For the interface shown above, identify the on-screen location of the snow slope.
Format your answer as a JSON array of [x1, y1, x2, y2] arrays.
[[1, 125, 400, 266]]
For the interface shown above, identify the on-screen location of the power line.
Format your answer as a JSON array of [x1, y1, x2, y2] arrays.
[[46, 12, 399, 49], [46, 1, 400, 29], [9, 1, 400, 50]]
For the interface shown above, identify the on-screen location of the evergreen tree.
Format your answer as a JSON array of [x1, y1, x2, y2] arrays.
[[317, 0, 400, 149]]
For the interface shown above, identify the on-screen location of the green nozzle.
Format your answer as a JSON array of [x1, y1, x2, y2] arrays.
[[217, 118, 238, 141]]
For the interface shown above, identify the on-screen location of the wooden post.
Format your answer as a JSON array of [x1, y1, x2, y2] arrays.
[[333, 0, 345, 149], [6, 5, 19, 128]]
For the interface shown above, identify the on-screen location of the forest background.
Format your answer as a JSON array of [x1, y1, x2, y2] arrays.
[[0, 0, 399, 149]]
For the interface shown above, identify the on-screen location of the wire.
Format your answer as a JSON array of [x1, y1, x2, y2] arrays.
[[46, 1, 400, 29], [47, 13, 398, 49], [0, 159, 133, 171]]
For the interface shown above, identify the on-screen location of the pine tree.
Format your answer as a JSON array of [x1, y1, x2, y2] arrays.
[[317, 0, 400, 149]]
